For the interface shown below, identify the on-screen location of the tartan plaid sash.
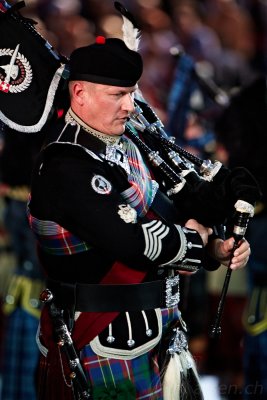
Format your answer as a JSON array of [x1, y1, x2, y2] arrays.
[[27, 210, 90, 256], [121, 135, 158, 218]]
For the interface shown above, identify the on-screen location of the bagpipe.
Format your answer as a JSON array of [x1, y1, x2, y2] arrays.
[[127, 91, 261, 228], [113, 0, 261, 229]]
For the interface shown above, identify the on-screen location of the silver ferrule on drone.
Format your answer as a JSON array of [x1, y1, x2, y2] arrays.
[[200, 159, 223, 181], [148, 150, 163, 167]]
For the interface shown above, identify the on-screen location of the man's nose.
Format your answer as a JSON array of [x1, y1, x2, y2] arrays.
[[123, 93, 135, 113]]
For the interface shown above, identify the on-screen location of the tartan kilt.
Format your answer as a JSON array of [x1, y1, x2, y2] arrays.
[[36, 307, 179, 400]]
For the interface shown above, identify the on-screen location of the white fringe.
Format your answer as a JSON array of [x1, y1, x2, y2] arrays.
[[122, 16, 140, 51], [162, 353, 182, 400], [162, 350, 201, 400]]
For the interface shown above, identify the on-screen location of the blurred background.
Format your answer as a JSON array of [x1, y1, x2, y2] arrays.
[[0, 0, 267, 399]]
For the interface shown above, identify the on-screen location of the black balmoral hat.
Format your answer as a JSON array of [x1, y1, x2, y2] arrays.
[[69, 36, 143, 87]]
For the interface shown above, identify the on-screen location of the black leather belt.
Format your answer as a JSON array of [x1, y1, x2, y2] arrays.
[[47, 277, 179, 312]]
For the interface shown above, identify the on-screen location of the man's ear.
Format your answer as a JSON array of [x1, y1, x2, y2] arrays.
[[71, 81, 85, 105]]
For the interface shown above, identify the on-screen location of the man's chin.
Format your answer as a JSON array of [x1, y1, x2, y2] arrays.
[[113, 123, 126, 135]]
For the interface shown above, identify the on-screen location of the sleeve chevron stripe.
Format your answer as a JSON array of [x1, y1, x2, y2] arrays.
[[142, 220, 170, 261]]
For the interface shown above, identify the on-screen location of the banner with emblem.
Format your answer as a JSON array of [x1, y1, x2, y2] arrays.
[[0, 1, 68, 132]]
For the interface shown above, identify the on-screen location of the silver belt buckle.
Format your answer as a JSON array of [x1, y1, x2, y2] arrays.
[[165, 275, 180, 308]]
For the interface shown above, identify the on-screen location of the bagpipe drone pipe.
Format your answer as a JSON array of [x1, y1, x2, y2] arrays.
[[0, 0, 68, 133]]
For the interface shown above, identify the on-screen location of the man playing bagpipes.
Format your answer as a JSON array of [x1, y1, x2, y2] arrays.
[[0, 1, 260, 399]]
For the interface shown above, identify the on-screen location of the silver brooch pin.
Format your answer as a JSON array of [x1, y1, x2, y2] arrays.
[[118, 204, 137, 223]]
